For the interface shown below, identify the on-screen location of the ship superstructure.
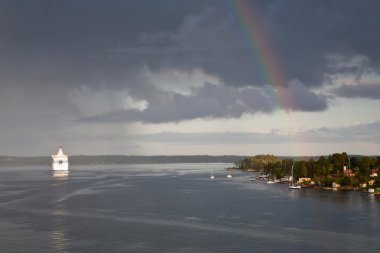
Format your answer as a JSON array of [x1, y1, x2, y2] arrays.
[[51, 146, 69, 171]]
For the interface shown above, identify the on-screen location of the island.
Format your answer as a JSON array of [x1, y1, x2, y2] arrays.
[[233, 153, 380, 193]]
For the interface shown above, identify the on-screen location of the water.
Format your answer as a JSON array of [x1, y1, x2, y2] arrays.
[[0, 164, 379, 252]]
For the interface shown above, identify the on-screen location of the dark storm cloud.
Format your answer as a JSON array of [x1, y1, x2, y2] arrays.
[[0, 0, 378, 125], [333, 84, 380, 99], [100, 0, 380, 88], [79, 80, 327, 123], [266, 0, 380, 85], [79, 83, 273, 123], [2, 0, 380, 87], [278, 80, 328, 112]]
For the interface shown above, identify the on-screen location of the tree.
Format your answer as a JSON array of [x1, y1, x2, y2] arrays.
[[237, 154, 280, 171], [360, 156, 372, 176], [328, 153, 348, 174], [322, 176, 334, 187], [374, 177, 380, 188], [340, 176, 352, 186], [307, 159, 315, 177], [349, 156, 360, 169], [295, 161, 307, 178]]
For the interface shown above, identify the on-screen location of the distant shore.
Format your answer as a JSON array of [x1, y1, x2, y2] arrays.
[[0, 155, 244, 166]]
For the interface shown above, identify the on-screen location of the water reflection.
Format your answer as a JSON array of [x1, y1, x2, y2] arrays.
[[50, 171, 70, 252], [51, 228, 69, 253], [52, 171, 69, 179]]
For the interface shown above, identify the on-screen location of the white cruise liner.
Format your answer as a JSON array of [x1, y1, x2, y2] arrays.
[[51, 146, 69, 171]]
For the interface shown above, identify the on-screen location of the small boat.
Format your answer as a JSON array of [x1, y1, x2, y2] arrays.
[[289, 185, 301, 189], [227, 174, 232, 178], [210, 169, 215, 180], [249, 177, 256, 181], [258, 173, 269, 179], [267, 177, 279, 184]]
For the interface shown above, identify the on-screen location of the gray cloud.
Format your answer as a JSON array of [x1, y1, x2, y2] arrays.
[[1, 1, 379, 95], [0, 0, 379, 154], [79, 80, 327, 123], [131, 121, 380, 144], [79, 83, 270, 123], [1, 0, 379, 91], [277, 79, 328, 111], [333, 84, 380, 99]]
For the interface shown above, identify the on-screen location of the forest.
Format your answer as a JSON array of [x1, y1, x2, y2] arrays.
[[236, 153, 380, 188]]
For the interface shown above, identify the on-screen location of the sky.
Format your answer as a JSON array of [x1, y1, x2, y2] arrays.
[[1, 0, 380, 156]]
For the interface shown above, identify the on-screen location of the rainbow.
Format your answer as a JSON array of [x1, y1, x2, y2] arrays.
[[229, 0, 292, 107], [230, 0, 303, 155]]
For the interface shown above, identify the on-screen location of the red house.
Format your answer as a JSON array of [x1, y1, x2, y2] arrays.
[[371, 168, 378, 177]]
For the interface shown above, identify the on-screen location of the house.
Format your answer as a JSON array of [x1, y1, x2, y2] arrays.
[[343, 169, 355, 177], [281, 175, 293, 182], [332, 182, 340, 188], [370, 168, 378, 177], [298, 177, 311, 184], [343, 166, 355, 177]]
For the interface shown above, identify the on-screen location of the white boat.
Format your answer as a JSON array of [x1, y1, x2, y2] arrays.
[[267, 177, 279, 184], [258, 174, 269, 179], [210, 169, 215, 180], [289, 185, 301, 189], [289, 164, 301, 190], [51, 146, 69, 171], [227, 174, 232, 178]]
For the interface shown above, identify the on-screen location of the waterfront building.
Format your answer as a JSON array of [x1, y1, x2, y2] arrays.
[[298, 177, 311, 184]]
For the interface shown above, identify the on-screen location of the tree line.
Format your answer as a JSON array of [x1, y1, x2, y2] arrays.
[[236, 153, 380, 187]]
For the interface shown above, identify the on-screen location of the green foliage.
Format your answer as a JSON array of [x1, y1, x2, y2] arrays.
[[235, 152, 379, 188], [295, 161, 307, 179], [374, 177, 380, 188], [339, 176, 352, 186], [328, 152, 348, 174], [360, 156, 373, 176], [322, 176, 334, 187], [274, 167, 284, 179], [237, 154, 281, 171]]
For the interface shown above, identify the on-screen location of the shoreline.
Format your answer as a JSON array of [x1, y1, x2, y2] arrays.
[[231, 167, 379, 194]]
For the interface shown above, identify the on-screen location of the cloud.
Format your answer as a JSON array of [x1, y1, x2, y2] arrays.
[[276, 79, 328, 111], [130, 120, 380, 145], [0, 1, 379, 155], [79, 79, 327, 123], [68, 85, 148, 116], [79, 83, 261, 123], [333, 84, 380, 99], [141, 67, 222, 95], [267, 0, 380, 85], [324, 55, 380, 99], [1, 0, 380, 92]]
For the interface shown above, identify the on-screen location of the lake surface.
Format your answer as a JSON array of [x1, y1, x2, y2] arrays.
[[0, 164, 379, 252]]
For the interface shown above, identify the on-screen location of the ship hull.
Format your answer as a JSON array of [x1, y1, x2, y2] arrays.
[[52, 163, 69, 171]]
